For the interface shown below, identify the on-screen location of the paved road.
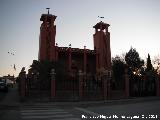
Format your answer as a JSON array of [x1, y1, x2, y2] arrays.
[[1, 100, 160, 120], [0, 85, 160, 120], [0, 92, 6, 101], [20, 104, 81, 120], [75, 100, 160, 120]]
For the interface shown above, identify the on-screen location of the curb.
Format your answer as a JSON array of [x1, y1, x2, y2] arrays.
[[0, 96, 160, 108], [21, 96, 160, 107]]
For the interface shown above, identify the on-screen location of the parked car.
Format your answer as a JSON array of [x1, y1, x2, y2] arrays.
[[0, 79, 8, 92], [6, 79, 13, 87]]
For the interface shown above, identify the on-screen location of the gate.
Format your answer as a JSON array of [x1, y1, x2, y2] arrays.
[[27, 72, 50, 101], [129, 73, 156, 97], [55, 74, 79, 101], [82, 74, 103, 100]]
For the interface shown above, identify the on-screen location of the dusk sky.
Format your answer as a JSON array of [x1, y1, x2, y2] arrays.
[[0, 0, 160, 77]]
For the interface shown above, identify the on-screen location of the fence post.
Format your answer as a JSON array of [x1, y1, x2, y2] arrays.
[[19, 67, 26, 101], [50, 69, 56, 100], [78, 70, 83, 100], [103, 70, 111, 100], [156, 75, 160, 96], [125, 68, 130, 98], [108, 70, 112, 99]]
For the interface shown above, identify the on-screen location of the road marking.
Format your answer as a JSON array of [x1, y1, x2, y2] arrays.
[[75, 107, 100, 116], [22, 114, 74, 119], [21, 111, 68, 115], [53, 118, 81, 120], [22, 106, 59, 109], [21, 109, 63, 113], [21, 104, 80, 120]]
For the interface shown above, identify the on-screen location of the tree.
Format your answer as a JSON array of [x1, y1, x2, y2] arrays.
[[153, 54, 160, 74], [112, 55, 126, 89], [29, 60, 55, 90], [29, 60, 68, 90], [112, 55, 125, 80], [145, 55, 157, 95], [146, 54, 153, 72], [125, 47, 144, 72]]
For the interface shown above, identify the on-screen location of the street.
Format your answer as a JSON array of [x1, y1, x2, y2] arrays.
[[76, 100, 160, 120], [0, 85, 160, 120]]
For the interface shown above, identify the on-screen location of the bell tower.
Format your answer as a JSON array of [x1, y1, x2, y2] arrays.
[[93, 21, 111, 71], [39, 8, 57, 61]]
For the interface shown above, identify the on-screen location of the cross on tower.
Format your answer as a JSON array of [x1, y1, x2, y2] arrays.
[[46, 8, 50, 14], [98, 16, 104, 21]]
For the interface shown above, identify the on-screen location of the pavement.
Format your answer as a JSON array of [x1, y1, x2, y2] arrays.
[[0, 84, 160, 108], [30, 96, 160, 108]]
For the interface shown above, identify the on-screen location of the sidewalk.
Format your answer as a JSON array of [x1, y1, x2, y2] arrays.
[[22, 96, 160, 108]]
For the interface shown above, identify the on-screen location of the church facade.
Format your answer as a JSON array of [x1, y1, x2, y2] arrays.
[[39, 12, 111, 74], [32, 10, 113, 100]]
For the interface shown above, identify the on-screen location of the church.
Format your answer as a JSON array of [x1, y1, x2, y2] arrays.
[[22, 9, 113, 101], [18, 9, 160, 101], [39, 9, 112, 74]]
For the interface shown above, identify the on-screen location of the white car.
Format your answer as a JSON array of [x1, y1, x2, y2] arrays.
[[6, 79, 13, 87]]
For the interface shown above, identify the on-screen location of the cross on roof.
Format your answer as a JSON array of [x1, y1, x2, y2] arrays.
[[46, 8, 50, 14]]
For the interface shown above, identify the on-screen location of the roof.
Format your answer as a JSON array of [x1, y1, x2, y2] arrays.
[[93, 21, 110, 30], [57, 47, 96, 55], [40, 14, 57, 22]]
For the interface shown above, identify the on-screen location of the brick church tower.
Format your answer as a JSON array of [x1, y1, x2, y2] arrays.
[[39, 8, 57, 61], [93, 21, 111, 71]]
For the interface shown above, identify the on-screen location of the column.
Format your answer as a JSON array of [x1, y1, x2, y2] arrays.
[[50, 69, 56, 99], [55, 43, 58, 61], [108, 70, 111, 99], [68, 45, 72, 72], [103, 70, 108, 100], [78, 70, 83, 100], [156, 75, 160, 96], [96, 52, 99, 73], [19, 67, 26, 101], [83, 46, 87, 73], [125, 68, 130, 98]]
